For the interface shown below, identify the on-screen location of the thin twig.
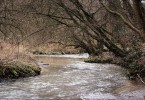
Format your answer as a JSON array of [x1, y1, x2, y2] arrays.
[[137, 74, 145, 85]]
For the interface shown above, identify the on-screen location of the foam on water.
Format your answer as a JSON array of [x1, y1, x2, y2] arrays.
[[81, 92, 117, 100], [0, 54, 144, 99], [34, 53, 89, 58]]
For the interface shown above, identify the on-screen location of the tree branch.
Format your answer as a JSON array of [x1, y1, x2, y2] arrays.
[[100, 0, 143, 40]]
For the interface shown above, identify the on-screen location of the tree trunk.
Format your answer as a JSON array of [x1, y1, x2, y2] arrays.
[[132, 0, 145, 37], [100, 30, 127, 57]]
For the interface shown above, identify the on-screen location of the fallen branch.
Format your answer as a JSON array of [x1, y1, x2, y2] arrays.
[[137, 74, 145, 85]]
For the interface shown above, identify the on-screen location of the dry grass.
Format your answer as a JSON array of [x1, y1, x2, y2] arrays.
[[0, 41, 37, 64], [29, 43, 83, 54], [0, 41, 41, 79]]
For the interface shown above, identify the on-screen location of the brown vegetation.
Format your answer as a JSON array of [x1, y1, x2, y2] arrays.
[[0, 0, 144, 80], [0, 41, 41, 80]]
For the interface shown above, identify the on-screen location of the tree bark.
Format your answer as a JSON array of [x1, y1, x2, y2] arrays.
[[132, 0, 145, 37]]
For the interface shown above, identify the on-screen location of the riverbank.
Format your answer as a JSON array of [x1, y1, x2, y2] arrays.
[[84, 52, 122, 65], [0, 41, 83, 81], [0, 60, 41, 80], [30, 43, 84, 55], [115, 80, 145, 100], [85, 51, 145, 80], [0, 42, 43, 81]]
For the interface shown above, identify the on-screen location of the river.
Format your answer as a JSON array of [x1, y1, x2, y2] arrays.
[[0, 54, 145, 100]]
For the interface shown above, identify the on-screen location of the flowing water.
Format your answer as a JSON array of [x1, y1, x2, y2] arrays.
[[0, 54, 145, 100]]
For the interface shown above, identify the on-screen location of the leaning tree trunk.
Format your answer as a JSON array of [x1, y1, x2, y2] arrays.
[[100, 30, 127, 57]]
